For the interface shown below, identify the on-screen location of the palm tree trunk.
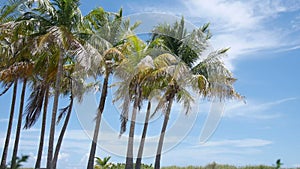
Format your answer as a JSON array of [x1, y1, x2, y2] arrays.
[[47, 52, 64, 169], [11, 78, 27, 168], [125, 85, 141, 169], [35, 85, 49, 169], [87, 72, 109, 169], [0, 79, 18, 169], [154, 96, 174, 169], [135, 101, 151, 169], [52, 95, 73, 169]]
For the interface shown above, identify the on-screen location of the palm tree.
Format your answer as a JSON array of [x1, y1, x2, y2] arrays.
[[85, 8, 121, 168], [152, 55, 194, 169], [34, 84, 49, 169], [19, 0, 93, 168], [0, 79, 17, 169], [0, 62, 33, 169], [151, 18, 243, 168], [134, 40, 173, 169], [9, 16, 39, 169], [52, 44, 97, 168], [23, 42, 57, 169], [135, 66, 167, 169], [84, 8, 139, 168], [23, 57, 52, 168], [113, 36, 154, 169], [52, 77, 73, 169], [0, 2, 35, 167], [114, 35, 176, 169], [10, 78, 26, 169], [0, 23, 18, 168], [135, 101, 151, 168]]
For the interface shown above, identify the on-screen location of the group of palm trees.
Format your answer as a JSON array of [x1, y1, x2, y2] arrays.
[[0, 0, 243, 169]]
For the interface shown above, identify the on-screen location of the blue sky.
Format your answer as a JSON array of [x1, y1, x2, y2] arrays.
[[1, 0, 300, 168]]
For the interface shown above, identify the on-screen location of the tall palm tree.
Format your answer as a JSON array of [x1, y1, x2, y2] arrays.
[[0, 79, 17, 169], [20, 0, 92, 168], [52, 76, 74, 169], [85, 8, 121, 169], [114, 35, 175, 169], [152, 55, 194, 169], [9, 15, 39, 169], [34, 84, 49, 169], [133, 39, 173, 169], [0, 62, 33, 169], [52, 45, 95, 168], [10, 77, 27, 169], [23, 43, 58, 169], [0, 21, 17, 168], [23, 57, 52, 168], [151, 18, 243, 168], [84, 7, 140, 168], [0, 2, 35, 167], [114, 36, 154, 169], [135, 56, 171, 169], [135, 100, 151, 168]]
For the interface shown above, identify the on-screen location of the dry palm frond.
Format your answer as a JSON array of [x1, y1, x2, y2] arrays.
[[24, 83, 45, 129], [0, 61, 34, 82]]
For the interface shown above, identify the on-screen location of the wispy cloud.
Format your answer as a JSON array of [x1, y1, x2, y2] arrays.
[[161, 138, 271, 166], [293, 164, 300, 168], [58, 152, 70, 161], [181, 0, 300, 67], [224, 97, 297, 119], [129, 0, 300, 69], [198, 138, 272, 148], [0, 118, 8, 122]]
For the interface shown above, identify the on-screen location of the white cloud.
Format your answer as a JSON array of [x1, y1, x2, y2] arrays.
[[184, 1, 261, 52], [58, 152, 70, 161], [198, 138, 272, 148], [275, 44, 300, 52], [161, 140, 269, 166], [224, 97, 297, 119], [0, 118, 9, 122], [124, 0, 300, 70], [183, 0, 259, 30], [180, 0, 300, 69]]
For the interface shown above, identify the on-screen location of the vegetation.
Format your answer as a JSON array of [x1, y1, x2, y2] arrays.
[[91, 159, 295, 169], [0, 0, 243, 169]]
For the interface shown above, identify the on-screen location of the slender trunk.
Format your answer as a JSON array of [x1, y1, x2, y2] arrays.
[[11, 78, 27, 168], [0, 79, 18, 169], [87, 72, 109, 169], [52, 96, 73, 169], [125, 85, 141, 169], [135, 101, 151, 169], [47, 52, 64, 169], [35, 86, 49, 169], [154, 96, 174, 169]]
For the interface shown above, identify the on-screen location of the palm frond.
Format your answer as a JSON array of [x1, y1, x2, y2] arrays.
[[0, 81, 13, 96], [150, 91, 168, 118], [28, 0, 56, 19], [57, 95, 73, 124], [119, 92, 130, 136], [176, 87, 195, 115], [24, 83, 45, 129], [0, 0, 25, 23], [0, 61, 34, 82]]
